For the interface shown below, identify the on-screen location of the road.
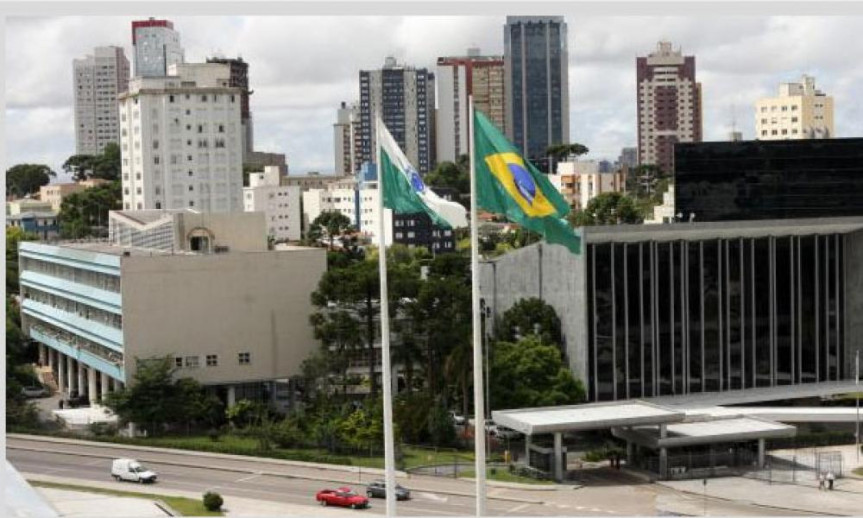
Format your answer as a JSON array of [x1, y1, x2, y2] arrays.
[[6, 436, 819, 516]]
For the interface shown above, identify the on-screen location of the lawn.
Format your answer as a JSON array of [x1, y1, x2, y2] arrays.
[[457, 468, 553, 485], [29, 480, 223, 516], [854, 467, 863, 477]]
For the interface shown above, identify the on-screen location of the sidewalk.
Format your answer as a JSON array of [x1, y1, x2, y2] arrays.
[[35, 486, 168, 518], [659, 475, 863, 516]]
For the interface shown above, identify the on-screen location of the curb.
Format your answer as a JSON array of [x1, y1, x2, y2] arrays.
[[658, 483, 849, 516], [153, 499, 179, 517]]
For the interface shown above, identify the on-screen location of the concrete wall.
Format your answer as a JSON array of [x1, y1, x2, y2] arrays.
[[844, 230, 863, 379], [175, 211, 267, 252], [479, 241, 589, 384], [120, 248, 326, 385]]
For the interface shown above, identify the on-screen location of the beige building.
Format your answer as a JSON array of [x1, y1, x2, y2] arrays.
[[755, 75, 834, 140], [39, 179, 110, 212], [20, 210, 326, 408], [7, 198, 54, 216], [552, 160, 626, 211]]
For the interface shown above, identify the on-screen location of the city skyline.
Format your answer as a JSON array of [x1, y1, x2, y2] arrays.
[[6, 15, 863, 179]]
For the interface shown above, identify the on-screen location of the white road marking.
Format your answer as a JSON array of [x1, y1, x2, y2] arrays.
[[235, 473, 261, 483], [506, 503, 531, 514], [416, 492, 448, 502]]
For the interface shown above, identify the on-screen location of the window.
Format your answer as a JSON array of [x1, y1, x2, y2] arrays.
[[206, 355, 218, 367], [189, 200, 195, 207], [201, 95, 207, 102], [184, 356, 200, 368], [188, 170, 194, 176], [169, 95, 175, 103], [189, 185, 194, 192], [155, 202, 162, 209], [153, 140, 159, 149], [175, 357, 183, 368], [238, 352, 251, 365]]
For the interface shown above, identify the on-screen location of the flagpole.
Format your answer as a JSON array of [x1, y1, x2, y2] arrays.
[[468, 95, 488, 517], [376, 115, 398, 518]]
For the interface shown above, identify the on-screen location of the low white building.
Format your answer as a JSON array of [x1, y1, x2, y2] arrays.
[[302, 178, 393, 246], [243, 166, 301, 242], [645, 185, 676, 224]]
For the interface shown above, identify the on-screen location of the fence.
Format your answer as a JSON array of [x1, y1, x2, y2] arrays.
[[641, 449, 758, 480], [745, 450, 843, 485]]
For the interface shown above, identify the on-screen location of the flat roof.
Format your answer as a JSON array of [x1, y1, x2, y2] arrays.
[[614, 416, 796, 449], [688, 406, 863, 423], [645, 380, 861, 408], [492, 400, 685, 435], [58, 242, 176, 257]]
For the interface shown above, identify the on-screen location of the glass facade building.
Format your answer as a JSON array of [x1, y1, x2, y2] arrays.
[[675, 138, 863, 222]]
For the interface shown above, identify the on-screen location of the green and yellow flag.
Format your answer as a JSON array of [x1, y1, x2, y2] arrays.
[[473, 110, 581, 254]]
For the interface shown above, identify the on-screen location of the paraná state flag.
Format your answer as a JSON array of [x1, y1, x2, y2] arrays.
[[473, 109, 581, 254], [378, 118, 468, 229]]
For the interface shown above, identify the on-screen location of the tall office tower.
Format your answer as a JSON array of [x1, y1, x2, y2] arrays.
[[636, 41, 703, 174], [206, 56, 254, 159], [755, 75, 834, 140], [118, 63, 243, 213], [131, 18, 184, 77], [617, 147, 638, 169], [358, 57, 435, 173], [504, 16, 570, 164], [73, 46, 130, 155], [333, 101, 360, 174], [436, 48, 505, 163]]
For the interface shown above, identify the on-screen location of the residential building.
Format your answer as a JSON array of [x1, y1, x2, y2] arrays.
[[636, 41, 703, 174], [40, 180, 109, 212], [334, 101, 360, 175], [436, 49, 505, 162], [504, 16, 570, 163], [206, 56, 254, 160], [118, 62, 243, 213], [7, 212, 59, 240], [755, 75, 834, 140], [480, 217, 863, 402], [644, 185, 676, 224], [552, 160, 625, 211], [243, 166, 301, 242], [7, 198, 53, 216], [358, 57, 435, 173], [20, 210, 326, 407], [675, 138, 863, 222], [246, 152, 288, 176], [618, 147, 638, 169], [73, 46, 130, 155], [131, 18, 184, 77], [282, 172, 348, 192]]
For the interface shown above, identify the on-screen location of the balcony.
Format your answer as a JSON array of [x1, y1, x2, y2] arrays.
[[29, 324, 125, 381]]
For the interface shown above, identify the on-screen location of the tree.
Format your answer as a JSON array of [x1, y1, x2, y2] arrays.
[[6, 164, 55, 198], [489, 336, 585, 410], [309, 310, 363, 396], [62, 143, 121, 182], [58, 180, 122, 238], [424, 161, 469, 197], [568, 192, 641, 227], [545, 143, 590, 175], [7, 227, 39, 293], [499, 298, 563, 348], [308, 211, 354, 250]]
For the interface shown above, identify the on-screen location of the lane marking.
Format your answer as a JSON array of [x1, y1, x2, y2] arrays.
[[416, 492, 448, 502], [506, 503, 531, 515], [236, 473, 261, 483]]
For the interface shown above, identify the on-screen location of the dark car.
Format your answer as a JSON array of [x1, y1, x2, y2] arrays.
[[366, 480, 411, 501], [316, 487, 370, 509], [65, 390, 89, 408]]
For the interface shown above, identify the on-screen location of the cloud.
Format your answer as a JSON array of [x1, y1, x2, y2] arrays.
[[5, 15, 863, 176]]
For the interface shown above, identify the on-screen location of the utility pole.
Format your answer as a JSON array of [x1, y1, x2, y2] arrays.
[[856, 349, 860, 464]]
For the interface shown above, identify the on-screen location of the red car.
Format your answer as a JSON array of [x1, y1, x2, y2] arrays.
[[316, 487, 370, 509]]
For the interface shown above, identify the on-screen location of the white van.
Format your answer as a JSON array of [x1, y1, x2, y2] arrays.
[[111, 458, 157, 483]]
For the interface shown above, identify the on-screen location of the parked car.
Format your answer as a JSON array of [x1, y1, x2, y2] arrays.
[[21, 385, 48, 398], [316, 487, 370, 509], [111, 458, 157, 483], [449, 411, 466, 426], [366, 480, 411, 500], [65, 390, 89, 408]]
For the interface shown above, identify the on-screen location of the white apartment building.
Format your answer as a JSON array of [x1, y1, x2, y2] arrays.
[[73, 46, 130, 155], [645, 185, 677, 224], [243, 166, 301, 242], [302, 179, 393, 246], [118, 62, 244, 213], [132, 18, 184, 77], [333, 102, 360, 175], [552, 160, 625, 211], [755, 75, 834, 140]]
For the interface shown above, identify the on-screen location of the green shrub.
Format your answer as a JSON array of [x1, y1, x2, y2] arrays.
[[202, 491, 223, 512], [207, 428, 221, 442], [88, 422, 117, 437]]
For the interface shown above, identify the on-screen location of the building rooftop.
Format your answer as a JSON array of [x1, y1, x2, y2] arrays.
[[58, 241, 178, 257], [493, 401, 684, 435]]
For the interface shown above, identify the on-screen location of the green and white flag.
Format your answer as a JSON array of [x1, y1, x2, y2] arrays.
[[377, 118, 468, 229]]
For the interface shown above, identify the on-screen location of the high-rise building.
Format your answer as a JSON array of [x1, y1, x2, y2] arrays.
[[333, 101, 360, 175], [636, 41, 702, 174], [504, 16, 570, 163], [73, 46, 130, 155], [118, 63, 243, 213], [243, 166, 301, 242], [131, 18, 184, 77], [436, 49, 505, 162], [617, 147, 638, 169], [206, 56, 254, 159], [358, 57, 435, 173], [755, 75, 834, 140]]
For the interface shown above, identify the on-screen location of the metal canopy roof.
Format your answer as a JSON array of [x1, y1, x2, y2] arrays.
[[492, 400, 685, 436], [613, 416, 796, 449]]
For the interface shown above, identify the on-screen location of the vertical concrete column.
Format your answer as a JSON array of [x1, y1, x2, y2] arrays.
[[76, 362, 86, 397], [525, 435, 532, 467], [659, 423, 668, 479], [553, 432, 564, 482], [100, 372, 110, 402], [38, 344, 47, 366], [227, 385, 237, 407], [57, 352, 66, 396], [626, 440, 634, 465], [88, 368, 98, 405], [67, 356, 77, 395], [758, 438, 766, 468], [48, 348, 55, 370]]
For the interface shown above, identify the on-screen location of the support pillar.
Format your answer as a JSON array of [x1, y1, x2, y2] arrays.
[[627, 441, 634, 465], [67, 356, 77, 396], [88, 368, 98, 405], [227, 385, 237, 407], [659, 423, 668, 479], [57, 352, 66, 396], [38, 344, 47, 366], [525, 435, 532, 467], [100, 372, 110, 402], [76, 361, 86, 397], [48, 348, 55, 370], [553, 432, 564, 482], [758, 438, 766, 468]]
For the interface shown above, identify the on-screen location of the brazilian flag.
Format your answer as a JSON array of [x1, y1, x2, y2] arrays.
[[473, 110, 581, 254]]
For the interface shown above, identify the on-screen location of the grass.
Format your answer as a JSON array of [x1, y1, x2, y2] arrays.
[[29, 480, 223, 516], [457, 468, 554, 485], [854, 468, 863, 477]]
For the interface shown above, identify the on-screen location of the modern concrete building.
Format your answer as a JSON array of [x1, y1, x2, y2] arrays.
[[118, 62, 243, 213], [20, 210, 326, 407], [436, 49, 505, 163], [645, 185, 676, 225], [206, 56, 255, 161], [504, 16, 570, 163], [333, 101, 360, 175], [755, 75, 834, 140], [358, 57, 436, 173], [636, 41, 703, 174], [480, 217, 863, 404], [73, 46, 130, 155], [551, 160, 625, 211], [7, 198, 54, 216], [618, 147, 638, 169], [6, 212, 59, 240], [131, 18, 184, 78], [243, 165, 301, 242]]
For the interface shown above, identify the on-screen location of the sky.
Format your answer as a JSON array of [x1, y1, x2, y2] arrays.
[[6, 15, 863, 180]]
